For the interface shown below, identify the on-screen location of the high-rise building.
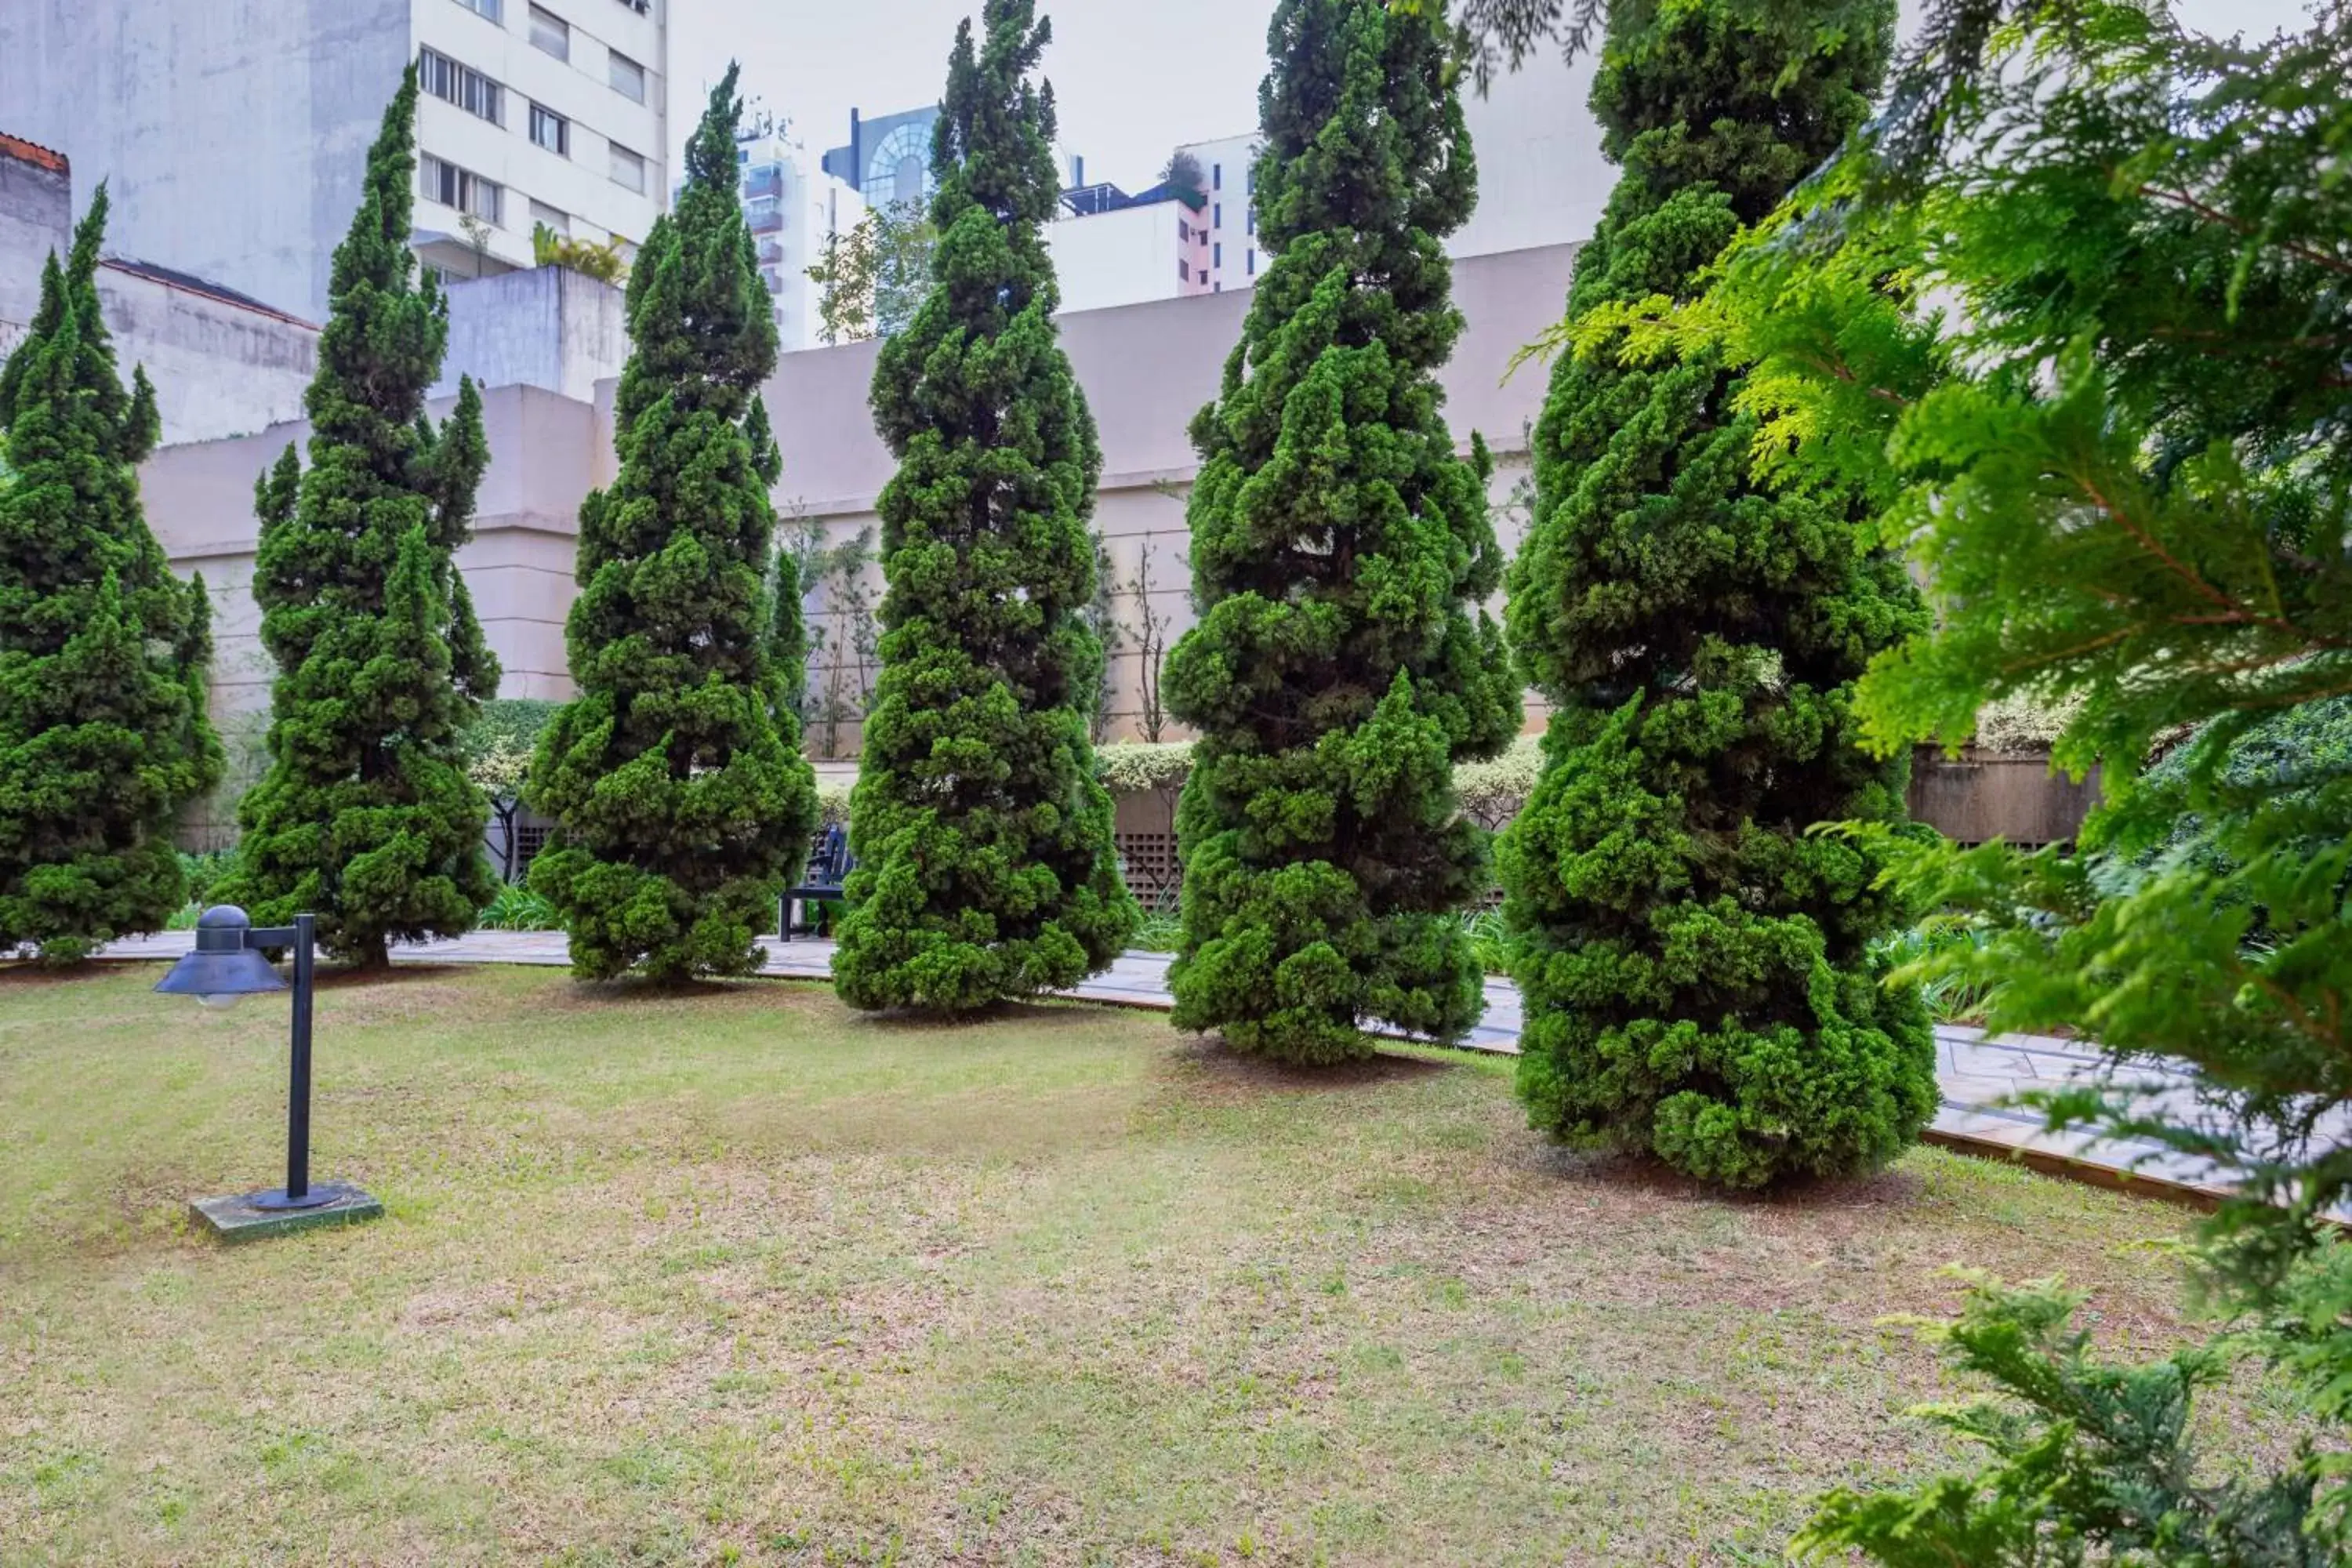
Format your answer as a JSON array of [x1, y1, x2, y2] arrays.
[[682, 116, 864, 353], [819, 105, 942, 212], [1174, 131, 1263, 296], [0, 0, 673, 323], [1054, 62, 1611, 318]]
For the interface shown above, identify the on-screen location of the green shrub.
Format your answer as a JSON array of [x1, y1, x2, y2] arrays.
[[1871, 922, 1996, 1025], [478, 884, 560, 931], [1457, 907, 1511, 978], [2135, 695, 2352, 888], [527, 67, 822, 983], [1162, 0, 1519, 1065], [0, 187, 223, 964], [215, 67, 499, 969], [177, 849, 240, 909], [1496, 0, 1933, 1188], [832, 1, 1137, 1013], [1697, 3, 2352, 1552]]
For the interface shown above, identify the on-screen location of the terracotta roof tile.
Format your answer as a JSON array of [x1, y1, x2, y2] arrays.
[[0, 132, 68, 173]]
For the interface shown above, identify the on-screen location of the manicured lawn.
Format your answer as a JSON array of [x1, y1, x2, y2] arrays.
[[0, 964, 2263, 1564]]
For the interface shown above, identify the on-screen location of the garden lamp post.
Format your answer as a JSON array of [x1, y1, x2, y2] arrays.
[[157, 906, 383, 1240]]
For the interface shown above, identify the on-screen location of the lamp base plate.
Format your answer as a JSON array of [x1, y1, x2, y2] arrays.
[[190, 1181, 383, 1243]]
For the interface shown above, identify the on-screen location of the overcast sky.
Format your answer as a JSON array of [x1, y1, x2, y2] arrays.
[[670, 0, 2329, 197]]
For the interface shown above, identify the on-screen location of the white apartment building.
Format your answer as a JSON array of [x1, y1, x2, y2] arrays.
[[0, 0, 671, 323], [691, 122, 865, 352], [1178, 132, 1265, 296], [412, 0, 670, 284]]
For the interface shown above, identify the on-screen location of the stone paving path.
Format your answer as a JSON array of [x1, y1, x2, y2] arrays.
[[99, 927, 2245, 1210]]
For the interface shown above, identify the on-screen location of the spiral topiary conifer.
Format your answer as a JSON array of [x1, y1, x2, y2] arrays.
[[527, 65, 820, 983], [216, 67, 500, 968], [830, 0, 1137, 1013], [0, 187, 223, 964], [1497, 0, 1933, 1186], [1160, 0, 1519, 1065]]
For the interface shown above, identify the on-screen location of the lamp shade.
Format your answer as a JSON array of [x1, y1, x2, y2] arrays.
[[154, 906, 288, 1000]]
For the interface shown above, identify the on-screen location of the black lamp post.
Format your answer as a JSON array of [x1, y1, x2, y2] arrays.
[[158, 906, 383, 1240]]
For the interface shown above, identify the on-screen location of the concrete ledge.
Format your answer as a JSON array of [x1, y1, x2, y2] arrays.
[[190, 1181, 384, 1243]]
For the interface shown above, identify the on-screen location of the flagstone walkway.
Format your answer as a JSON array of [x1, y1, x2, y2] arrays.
[[99, 927, 2249, 1211]]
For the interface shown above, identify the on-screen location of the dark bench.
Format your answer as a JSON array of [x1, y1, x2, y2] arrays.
[[779, 823, 854, 941]]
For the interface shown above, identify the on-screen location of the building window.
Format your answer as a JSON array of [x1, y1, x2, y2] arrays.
[[419, 48, 503, 125], [1213, 202, 1221, 228], [615, 0, 652, 12], [864, 121, 931, 207], [1213, 282, 1222, 293], [608, 50, 647, 103], [529, 102, 568, 154], [1247, 249, 1256, 275], [452, 0, 503, 21], [1212, 162, 1222, 190], [1247, 208, 1255, 235], [421, 154, 503, 224], [609, 143, 647, 193], [1214, 241, 1221, 268], [528, 4, 568, 59], [530, 199, 569, 235], [1179, 259, 1190, 281]]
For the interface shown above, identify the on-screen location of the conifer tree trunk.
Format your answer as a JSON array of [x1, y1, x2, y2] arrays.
[[217, 67, 499, 969], [831, 0, 1137, 1014], [527, 66, 821, 983], [1497, 0, 1936, 1186], [0, 187, 223, 964], [1161, 0, 1519, 1065]]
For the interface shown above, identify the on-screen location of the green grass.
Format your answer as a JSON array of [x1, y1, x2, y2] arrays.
[[0, 964, 2263, 1565]]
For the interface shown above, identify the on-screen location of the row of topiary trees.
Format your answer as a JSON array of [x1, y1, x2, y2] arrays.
[[0, 0, 1933, 1192], [794, 0, 1938, 1190], [1158, 0, 1936, 1190]]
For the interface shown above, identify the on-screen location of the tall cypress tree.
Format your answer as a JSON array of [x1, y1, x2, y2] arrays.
[[528, 65, 820, 983], [217, 67, 499, 969], [1497, 0, 1934, 1187], [1161, 0, 1518, 1065], [831, 0, 1136, 1014], [0, 188, 223, 964]]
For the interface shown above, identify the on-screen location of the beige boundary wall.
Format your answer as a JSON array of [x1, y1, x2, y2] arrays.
[[142, 241, 1582, 837], [136, 238, 2100, 860]]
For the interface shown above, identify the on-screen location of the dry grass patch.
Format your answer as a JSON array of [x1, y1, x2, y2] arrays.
[[0, 963, 2274, 1565]]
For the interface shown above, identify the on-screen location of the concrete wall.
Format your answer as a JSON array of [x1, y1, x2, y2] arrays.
[[0, 136, 72, 345], [4, 136, 318, 447], [434, 263, 627, 402], [96, 263, 318, 444], [1452, 54, 1614, 261], [0, 0, 413, 323]]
